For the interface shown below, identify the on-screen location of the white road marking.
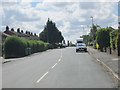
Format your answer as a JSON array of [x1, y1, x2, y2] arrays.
[[97, 59, 100, 61], [36, 71, 49, 83], [96, 58, 120, 81], [112, 58, 119, 61], [51, 63, 58, 69], [58, 59, 61, 62], [60, 55, 62, 58]]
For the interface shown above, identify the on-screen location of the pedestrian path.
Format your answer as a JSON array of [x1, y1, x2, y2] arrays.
[[88, 47, 119, 81]]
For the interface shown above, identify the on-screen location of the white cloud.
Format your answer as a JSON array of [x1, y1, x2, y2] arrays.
[[1, 1, 118, 43]]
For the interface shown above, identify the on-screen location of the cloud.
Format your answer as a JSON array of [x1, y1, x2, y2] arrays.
[[1, 1, 118, 43]]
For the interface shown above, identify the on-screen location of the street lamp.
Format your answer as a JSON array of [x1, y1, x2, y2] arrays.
[[90, 16, 95, 46], [90, 16, 93, 27], [118, 22, 120, 56]]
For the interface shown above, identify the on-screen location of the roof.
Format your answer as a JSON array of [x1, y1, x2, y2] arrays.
[[3, 30, 39, 40], [76, 38, 83, 41]]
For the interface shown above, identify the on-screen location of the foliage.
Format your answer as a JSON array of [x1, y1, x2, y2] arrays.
[[96, 27, 112, 51], [110, 29, 118, 50], [90, 24, 100, 41], [82, 35, 93, 45], [4, 36, 49, 58], [4, 36, 27, 58], [39, 19, 64, 46], [117, 32, 120, 56]]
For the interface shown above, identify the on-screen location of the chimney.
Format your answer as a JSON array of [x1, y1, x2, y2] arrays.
[[34, 33, 36, 36], [11, 28, 14, 31], [6, 26, 9, 31], [26, 31, 28, 34], [17, 28, 20, 33], [21, 30, 24, 33]]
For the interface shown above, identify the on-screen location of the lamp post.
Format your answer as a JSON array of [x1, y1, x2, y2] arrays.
[[90, 16, 93, 27], [90, 16, 93, 37], [90, 16, 95, 46], [118, 22, 120, 56]]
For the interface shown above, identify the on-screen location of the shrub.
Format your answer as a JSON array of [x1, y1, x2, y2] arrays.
[[4, 36, 27, 58], [4, 36, 49, 58]]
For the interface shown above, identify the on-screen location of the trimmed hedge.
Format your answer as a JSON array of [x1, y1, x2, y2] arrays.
[[4, 36, 49, 58]]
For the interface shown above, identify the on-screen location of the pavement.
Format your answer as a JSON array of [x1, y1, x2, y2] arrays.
[[87, 47, 119, 82], [2, 47, 117, 88]]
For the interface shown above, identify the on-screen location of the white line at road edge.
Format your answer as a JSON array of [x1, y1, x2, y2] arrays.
[[36, 71, 49, 83], [96, 59, 120, 81], [51, 63, 58, 69]]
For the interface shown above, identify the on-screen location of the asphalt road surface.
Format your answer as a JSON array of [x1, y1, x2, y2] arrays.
[[2, 47, 117, 88]]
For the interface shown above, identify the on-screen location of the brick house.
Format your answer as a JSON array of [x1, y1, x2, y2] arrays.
[[2, 26, 39, 41]]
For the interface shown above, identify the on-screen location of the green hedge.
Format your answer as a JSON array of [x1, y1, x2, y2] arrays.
[[4, 36, 49, 59]]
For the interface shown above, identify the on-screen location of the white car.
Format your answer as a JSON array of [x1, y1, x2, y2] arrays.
[[76, 43, 87, 52]]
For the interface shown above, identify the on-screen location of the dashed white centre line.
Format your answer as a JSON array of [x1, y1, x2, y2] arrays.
[[36, 71, 49, 83], [51, 63, 58, 69], [36, 50, 63, 84], [58, 59, 61, 62]]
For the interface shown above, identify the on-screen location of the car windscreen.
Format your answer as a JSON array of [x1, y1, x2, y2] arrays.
[[77, 41, 83, 43], [77, 43, 86, 46]]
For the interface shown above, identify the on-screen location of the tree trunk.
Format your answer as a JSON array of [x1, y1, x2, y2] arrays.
[[100, 47, 103, 52], [109, 47, 112, 54], [105, 47, 107, 52]]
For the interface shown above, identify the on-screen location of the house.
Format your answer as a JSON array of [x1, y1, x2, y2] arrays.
[[3, 26, 39, 41]]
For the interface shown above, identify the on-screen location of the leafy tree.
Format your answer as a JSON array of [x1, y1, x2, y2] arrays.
[[90, 24, 100, 41], [118, 33, 120, 56], [96, 27, 112, 52], [81, 34, 93, 46], [39, 18, 64, 45], [110, 29, 118, 50]]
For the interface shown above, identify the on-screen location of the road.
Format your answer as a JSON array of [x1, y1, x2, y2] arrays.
[[2, 47, 116, 88]]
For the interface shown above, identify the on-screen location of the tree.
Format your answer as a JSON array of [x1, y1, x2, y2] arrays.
[[82, 34, 93, 46], [39, 18, 64, 45], [90, 24, 100, 41], [96, 27, 111, 52], [110, 29, 118, 50], [118, 33, 120, 56]]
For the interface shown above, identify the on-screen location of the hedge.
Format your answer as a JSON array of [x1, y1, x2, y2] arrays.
[[4, 36, 49, 59]]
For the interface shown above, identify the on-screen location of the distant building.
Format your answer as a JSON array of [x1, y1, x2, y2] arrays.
[[2, 26, 39, 41]]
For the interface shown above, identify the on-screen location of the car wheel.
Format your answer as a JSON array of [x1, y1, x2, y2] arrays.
[[76, 49, 78, 52], [84, 49, 87, 52]]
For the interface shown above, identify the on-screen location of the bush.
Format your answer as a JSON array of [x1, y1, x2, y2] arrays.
[[4, 36, 49, 58], [4, 36, 27, 58]]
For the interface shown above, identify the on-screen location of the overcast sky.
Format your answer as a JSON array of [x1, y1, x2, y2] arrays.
[[1, 0, 119, 43]]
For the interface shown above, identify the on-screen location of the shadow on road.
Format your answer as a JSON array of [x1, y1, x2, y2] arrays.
[[76, 51, 88, 53]]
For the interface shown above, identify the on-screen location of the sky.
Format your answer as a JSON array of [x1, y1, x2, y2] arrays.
[[0, 0, 119, 43]]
